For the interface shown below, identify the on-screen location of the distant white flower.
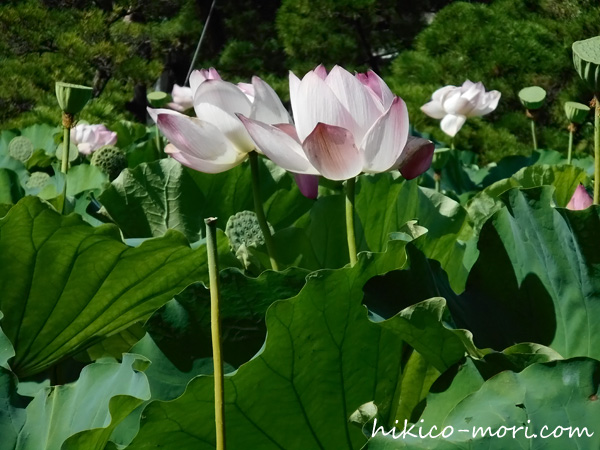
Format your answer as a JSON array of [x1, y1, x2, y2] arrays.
[[168, 84, 194, 112], [70, 124, 117, 155], [421, 81, 501, 137]]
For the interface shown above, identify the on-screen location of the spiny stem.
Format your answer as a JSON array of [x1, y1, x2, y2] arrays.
[[205, 217, 226, 450], [345, 177, 358, 266], [568, 127, 574, 165], [248, 151, 279, 270], [531, 119, 538, 150], [594, 97, 599, 205]]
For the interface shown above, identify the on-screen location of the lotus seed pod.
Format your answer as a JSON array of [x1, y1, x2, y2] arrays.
[[518, 86, 546, 110], [8, 136, 34, 162], [25, 172, 51, 190], [431, 147, 451, 171], [564, 101, 590, 124], [55, 82, 93, 115], [225, 210, 274, 254], [147, 91, 172, 108], [90, 145, 128, 181], [573, 37, 600, 94]]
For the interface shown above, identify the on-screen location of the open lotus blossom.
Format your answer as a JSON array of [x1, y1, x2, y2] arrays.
[[167, 84, 194, 112], [70, 123, 117, 155], [239, 65, 434, 181], [421, 80, 501, 137], [566, 184, 593, 210], [148, 68, 291, 173]]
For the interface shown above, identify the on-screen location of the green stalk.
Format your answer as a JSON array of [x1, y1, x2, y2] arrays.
[[568, 126, 574, 165], [345, 177, 358, 266], [205, 217, 226, 450], [594, 97, 600, 205], [248, 151, 279, 271], [155, 126, 162, 157], [60, 112, 72, 214], [531, 119, 538, 150]]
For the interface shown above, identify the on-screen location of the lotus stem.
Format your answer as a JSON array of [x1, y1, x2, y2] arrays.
[[155, 126, 162, 156], [345, 177, 358, 266], [434, 170, 441, 193], [594, 97, 599, 205], [61, 112, 73, 214], [530, 119, 538, 150], [248, 151, 279, 271], [568, 126, 574, 165], [205, 217, 226, 450]]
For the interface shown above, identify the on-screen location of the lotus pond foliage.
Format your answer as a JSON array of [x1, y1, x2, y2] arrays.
[[0, 1, 600, 450]]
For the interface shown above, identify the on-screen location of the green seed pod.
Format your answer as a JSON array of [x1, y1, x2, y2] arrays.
[[572, 37, 600, 95], [8, 136, 34, 162], [25, 172, 51, 190], [90, 145, 128, 181], [564, 101, 590, 124], [225, 210, 274, 254], [518, 86, 546, 110], [55, 82, 93, 115], [147, 91, 172, 108], [431, 147, 451, 171]]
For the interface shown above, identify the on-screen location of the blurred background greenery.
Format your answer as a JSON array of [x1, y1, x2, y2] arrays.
[[1, 0, 598, 162]]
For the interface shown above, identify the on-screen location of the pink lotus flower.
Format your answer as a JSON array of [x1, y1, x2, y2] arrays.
[[149, 68, 291, 173], [70, 124, 117, 155], [421, 80, 501, 137], [566, 184, 593, 210], [167, 84, 194, 112], [239, 65, 433, 181]]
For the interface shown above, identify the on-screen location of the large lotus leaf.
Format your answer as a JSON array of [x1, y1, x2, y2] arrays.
[[16, 354, 151, 450], [467, 164, 587, 232], [145, 267, 310, 370], [0, 196, 211, 377], [128, 240, 480, 449], [65, 163, 108, 197], [354, 174, 476, 292], [99, 157, 312, 241], [18, 124, 60, 156], [455, 186, 600, 359], [0, 169, 23, 204], [366, 358, 600, 449]]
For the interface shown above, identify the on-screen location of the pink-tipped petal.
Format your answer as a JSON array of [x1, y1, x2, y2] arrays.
[[325, 66, 383, 142], [237, 82, 255, 101], [156, 112, 244, 165], [566, 184, 593, 210], [194, 103, 255, 154], [361, 97, 409, 173], [293, 71, 358, 142], [193, 80, 252, 118], [250, 76, 291, 125], [358, 70, 395, 109], [293, 173, 319, 199], [421, 100, 446, 119], [440, 114, 467, 137], [147, 107, 180, 123], [395, 137, 435, 180], [313, 64, 328, 79], [165, 144, 244, 174], [238, 115, 318, 174], [302, 123, 363, 181]]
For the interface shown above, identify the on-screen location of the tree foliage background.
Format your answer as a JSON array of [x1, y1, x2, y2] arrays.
[[1, 0, 598, 162]]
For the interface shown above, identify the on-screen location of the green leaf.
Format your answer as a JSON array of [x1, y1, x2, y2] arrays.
[[128, 240, 480, 449], [0, 169, 23, 204], [367, 358, 600, 449], [457, 187, 600, 359], [0, 196, 209, 377], [66, 163, 108, 196], [16, 354, 151, 450]]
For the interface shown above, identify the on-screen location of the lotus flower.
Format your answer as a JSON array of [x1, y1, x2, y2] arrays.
[[566, 184, 593, 210], [70, 124, 117, 155], [167, 84, 194, 112], [149, 68, 291, 173], [421, 81, 501, 137], [239, 65, 434, 181]]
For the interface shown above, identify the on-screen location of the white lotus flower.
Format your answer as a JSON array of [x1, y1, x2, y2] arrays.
[[167, 84, 194, 112], [421, 80, 501, 137], [70, 124, 117, 155]]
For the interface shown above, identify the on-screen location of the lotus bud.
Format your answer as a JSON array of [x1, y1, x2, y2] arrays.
[[564, 101, 590, 125], [518, 86, 546, 110], [566, 184, 593, 210], [572, 37, 600, 94], [55, 82, 93, 117], [147, 91, 172, 108]]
